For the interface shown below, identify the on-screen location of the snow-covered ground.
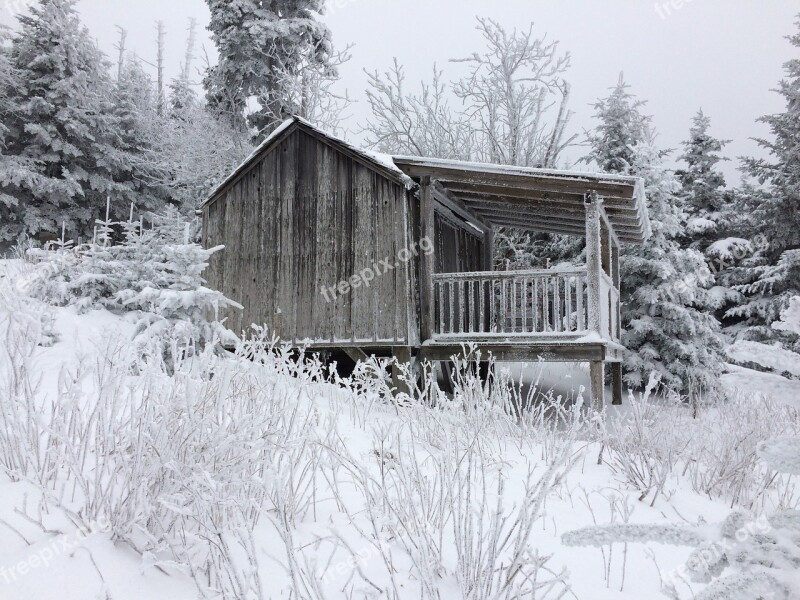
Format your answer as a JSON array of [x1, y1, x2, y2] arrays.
[[1, 259, 798, 600]]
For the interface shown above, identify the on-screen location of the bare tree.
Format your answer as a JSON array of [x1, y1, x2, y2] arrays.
[[363, 60, 474, 158], [362, 17, 575, 169], [254, 41, 353, 136], [452, 18, 575, 168], [155, 21, 165, 116], [180, 18, 197, 83], [114, 26, 127, 83]]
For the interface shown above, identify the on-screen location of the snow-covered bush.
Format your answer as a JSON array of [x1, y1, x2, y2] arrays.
[[774, 295, 800, 336], [682, 392, 800, 510], [25, 207, 240, 364], [601, 375, 687, 506]]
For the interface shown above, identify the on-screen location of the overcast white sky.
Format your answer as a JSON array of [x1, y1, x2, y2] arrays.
[[2, 0, 798, 183]]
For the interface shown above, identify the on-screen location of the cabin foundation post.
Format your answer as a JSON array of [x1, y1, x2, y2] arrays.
[[585, 192, 605, 409], [611, 362, 623, 405], [391, 347, 413, 397], [590, 361, 605, 410]]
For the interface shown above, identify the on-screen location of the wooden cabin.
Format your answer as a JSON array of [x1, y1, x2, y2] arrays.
[[199, 117, 651, 406]]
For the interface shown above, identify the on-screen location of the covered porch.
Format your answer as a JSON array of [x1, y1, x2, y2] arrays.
[[392, 156, 651, 406]]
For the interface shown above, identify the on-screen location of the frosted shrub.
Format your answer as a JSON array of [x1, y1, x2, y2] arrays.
[[25, 207, 241, 365], [682, 392, 800, 510], [601, 375, 687, 506], [773, 295, 800, 336]]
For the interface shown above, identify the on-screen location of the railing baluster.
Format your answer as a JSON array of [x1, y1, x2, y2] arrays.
[[499, 279, 505, 334], [448, 280, 454, 335], [554, 276, 561, 332], [543, 277, 550, 331], [478, 278, 485, 334], [458, 279, 465, 334], [489, 278, 495, 333], [565, 276, 573, 333], [439, 281, 444, 333], [521, 277, 527, 334], [466, 280, 472, 334], [510, 279, 516, 333], [576, 275, 584, 332]]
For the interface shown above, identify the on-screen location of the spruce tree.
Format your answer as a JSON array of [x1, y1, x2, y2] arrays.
[[676, 110, 733, 252], [0, 25, 27, 244], [728, 16, 800, 349], [675, 110, 746, 318], [586, 77, 725, 396], [1, 0, 131, 240], [204, 0, 335, 140], [112, 57, 166, 214]]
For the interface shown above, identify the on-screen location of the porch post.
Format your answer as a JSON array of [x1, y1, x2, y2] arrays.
[[419, 177, 436, 341], [584, 192, 603, 335], [585, 192, 605, 409]]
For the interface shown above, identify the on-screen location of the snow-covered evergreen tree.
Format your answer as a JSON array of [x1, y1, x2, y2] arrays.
[[0, 0, 131, 240], [112, 56, 167, 214], [676, 110, 733, 252], [26, 206, 241, 365], [586, 77, 725, 395], [204, 0, 340, 140], [674, 111, 748, 319], [726, 17, 800, 350], [0, 25, 28, 245]]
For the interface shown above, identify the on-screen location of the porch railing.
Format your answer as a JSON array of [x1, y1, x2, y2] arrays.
[[431, 267, 620, 342]]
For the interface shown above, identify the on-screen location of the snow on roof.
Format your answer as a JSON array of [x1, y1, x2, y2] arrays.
[[391, 154, 644, 188], [200, 116, 413, 209]]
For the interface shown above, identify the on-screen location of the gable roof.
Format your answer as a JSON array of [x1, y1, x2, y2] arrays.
[[199, 116, 414, 210]]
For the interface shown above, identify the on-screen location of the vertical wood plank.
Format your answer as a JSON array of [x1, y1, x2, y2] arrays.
[[275, 134, 297, 341], [261, 156, 279, 336]]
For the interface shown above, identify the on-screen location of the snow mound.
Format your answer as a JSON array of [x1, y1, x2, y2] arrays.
[[726, 340, 800, 379], [758, 436, 800, 475]]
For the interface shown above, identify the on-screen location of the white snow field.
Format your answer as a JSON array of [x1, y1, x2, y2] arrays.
[[1, 259, 799, 600]]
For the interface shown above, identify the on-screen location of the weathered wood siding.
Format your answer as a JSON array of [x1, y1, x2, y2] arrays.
[[203, 128, 412, 346]]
